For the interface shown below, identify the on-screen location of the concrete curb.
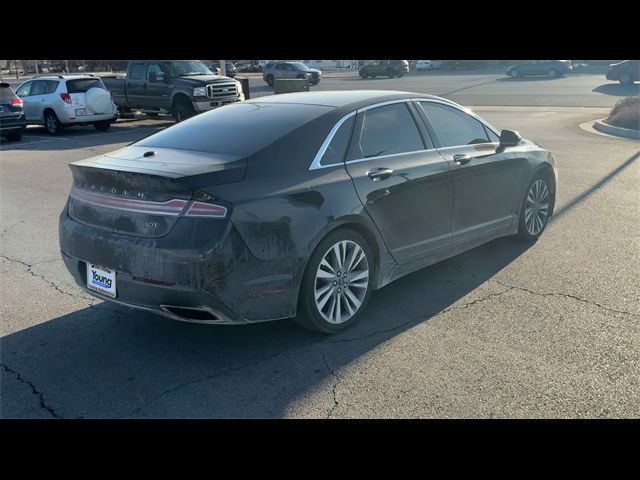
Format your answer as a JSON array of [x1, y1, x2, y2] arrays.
[[593, 119, 640, 140]]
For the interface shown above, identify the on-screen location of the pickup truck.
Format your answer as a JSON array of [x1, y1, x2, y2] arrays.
[[102, 60, 244, 122]]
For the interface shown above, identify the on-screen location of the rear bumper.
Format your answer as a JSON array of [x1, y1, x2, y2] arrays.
[[59, 206, 297, 324], [58, 107, 118, 124]]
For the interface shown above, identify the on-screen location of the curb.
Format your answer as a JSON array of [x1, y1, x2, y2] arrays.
[[593, 119, 640, 140]]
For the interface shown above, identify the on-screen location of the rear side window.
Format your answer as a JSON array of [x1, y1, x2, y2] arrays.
[[66, 79, 106, 93], [45, 80, 59, 94], [348, 103, 424, 160], [129, 63, 146, 80], [320, 115, 355, 166], [30, 81, 47, 96], [418, 102, 490, 147], [0, 86, 16, 100]]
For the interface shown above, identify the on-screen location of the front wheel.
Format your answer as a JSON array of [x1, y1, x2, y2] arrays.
[[172, 98, 195, 122], [517, 172, 553, 241], [619, 73, 632, 85], [295, 229, 374, 333], [266, 74, 274, 86], [509, 69, 520, 78], [359, 70, 368, 78]]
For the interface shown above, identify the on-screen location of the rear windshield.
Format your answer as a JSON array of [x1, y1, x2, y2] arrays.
[[66, 78, 106, 93], [0, 86, 16, 100], [135, 102, 332, 156]]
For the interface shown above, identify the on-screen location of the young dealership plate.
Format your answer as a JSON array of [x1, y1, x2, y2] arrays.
[[86, 263, 116, 298]]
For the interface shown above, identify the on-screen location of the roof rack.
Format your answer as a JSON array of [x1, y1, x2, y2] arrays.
[[32, 75, 64, 79]]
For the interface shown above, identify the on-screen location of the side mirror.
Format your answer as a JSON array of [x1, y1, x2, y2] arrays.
[[499, 129, 521, 148]]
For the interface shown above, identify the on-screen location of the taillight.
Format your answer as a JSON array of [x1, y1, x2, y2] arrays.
[[10, 98, 23, 107], [60, 92, 72, 104], [184, 201, 227, 218]]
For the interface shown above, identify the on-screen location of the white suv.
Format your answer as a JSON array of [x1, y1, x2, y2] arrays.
[[15, 75, 118, 135]]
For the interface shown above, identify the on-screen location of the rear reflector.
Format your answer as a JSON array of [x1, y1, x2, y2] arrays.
[[10, 98, 23, 107], [184, 201, 227, 218], [60, 92, 72, 104]]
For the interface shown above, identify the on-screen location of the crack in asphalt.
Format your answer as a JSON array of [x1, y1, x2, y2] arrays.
[[491, 279, 639, 318], [322, 351, 340, 419], [1, 364, 62, 418], [0, 254, 96, 305]]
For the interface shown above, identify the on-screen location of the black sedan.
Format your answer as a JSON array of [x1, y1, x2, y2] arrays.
[[59, 91, 557, 333], [506, 60, 572, 78]]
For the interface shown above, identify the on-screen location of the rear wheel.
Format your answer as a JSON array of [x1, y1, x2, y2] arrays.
[[266, 74, 274, 86], [295, 228, 374, 333], [359, 70, 368, 78], [44, 110, 63, 135], [517, 171, 553, 241], [387, 68, 395, 78], [94, 120, 111, 131], [172, 98, 195, 123], [548, 69, 559, 78], [509, 69, 520, 78], [619, 73, 632, 85]]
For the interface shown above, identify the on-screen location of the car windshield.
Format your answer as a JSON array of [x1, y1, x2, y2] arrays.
[[290, 62, 310, 71], [165, 61, 213, 76]]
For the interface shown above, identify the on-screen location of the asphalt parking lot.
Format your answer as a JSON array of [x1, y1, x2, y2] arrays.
[[1, 71, 639, 418]]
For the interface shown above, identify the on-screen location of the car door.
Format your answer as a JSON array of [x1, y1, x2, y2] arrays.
[[145, 62, 171, 110], [15, 81, 36, 120], [125, 61, 147, 108], [416, 100, 522, 247], [344, 101, 453, 265], [19, 80, 47, 122]]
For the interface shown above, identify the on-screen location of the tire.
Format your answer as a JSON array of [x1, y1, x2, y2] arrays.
[[94, 120, 111, 131], [548, 69, 559, 78], [619, 73, 632, 85], [516, 170, 554, 241], [359, 70, 368, 79], [44, 110, 63, 135], [387, 68, 395, 78], [172, 98, 195, 123], [295, 228, 374, 334], [509, 69, 520, 78], [266, 74, 274, 86], [4, 131, 22, 142]]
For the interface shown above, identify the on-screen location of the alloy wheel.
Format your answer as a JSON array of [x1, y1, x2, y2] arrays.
[[314, 240, 369, 324], [524, 179, 550, 236], [46, 114, 57, 133]]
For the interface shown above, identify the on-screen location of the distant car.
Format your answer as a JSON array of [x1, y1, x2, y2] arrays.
[[507, 60, 572, 79], [416, 60, 442, 71], [15, 75, 118, 135], [237, 62, 262, 73], [208, 61, 237, 78], [0, 82, 27, 141], [263, 62, 321, 87], [359, 60, 409, 79], [606, 60, 639, 85]]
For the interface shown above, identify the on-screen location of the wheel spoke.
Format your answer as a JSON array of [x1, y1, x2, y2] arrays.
[[335, 293, 342, 323], [316, 268, 334, 279], [320, 258, 335, 275], [344, 288, 361, 311]]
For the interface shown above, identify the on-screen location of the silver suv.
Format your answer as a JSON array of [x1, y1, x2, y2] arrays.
[[15, 75, 118, 135], [263, 62, 321, 87]]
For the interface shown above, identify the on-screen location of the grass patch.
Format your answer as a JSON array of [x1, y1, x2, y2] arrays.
[[604, 97, 640, 130]]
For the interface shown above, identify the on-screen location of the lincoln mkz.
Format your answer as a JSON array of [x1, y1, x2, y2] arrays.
[[59, 91, 557, 333]]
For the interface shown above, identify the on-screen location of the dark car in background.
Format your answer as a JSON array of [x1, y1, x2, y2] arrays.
[[262, 62, 321, 86], [208, 61, 237, 78], [236, 62, 262, 73], [359, 60, 409, 78], [606, 60, 639, 85], [507, 60, 572, 78], [59, 90, 557, 333], [0, 82, 27, 141]]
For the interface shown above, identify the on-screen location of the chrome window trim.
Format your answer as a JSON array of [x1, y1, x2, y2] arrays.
[[308, 97, 501, 171]]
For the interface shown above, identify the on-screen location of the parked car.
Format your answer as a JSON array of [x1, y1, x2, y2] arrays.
[[207, 61, 237, 78], [15, 75, 117, 135], [506, 60, 572, 79], [59, 90, 557, 333], [237, 62, 262, 73], [416, 60, 443, 71], [359, 60, 409, 78], [102, 60, 244, 122], [0, 82, 27, 141], [606, 60, 639, 85], [262, 61, 322, 86]]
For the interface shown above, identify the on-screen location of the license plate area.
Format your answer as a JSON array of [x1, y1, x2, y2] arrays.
[[86, 263, 117, 298]]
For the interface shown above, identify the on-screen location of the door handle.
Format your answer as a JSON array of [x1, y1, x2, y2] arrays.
[[367, 168, 394, 181], [453, 154, 472, 165]]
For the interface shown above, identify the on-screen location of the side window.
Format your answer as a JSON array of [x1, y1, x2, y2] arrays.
[[147, 64, 164, 79], [16, 82, 33, 97], [320, 115, 356, 166], [348, 103, 424, 160], [275, 63, 286, 71], [419, 102, 490, 147], [130, 63, 146, 80], [30, 80, 47, 96], [45, 80, 59, 94], [285, 64, 295, 71]]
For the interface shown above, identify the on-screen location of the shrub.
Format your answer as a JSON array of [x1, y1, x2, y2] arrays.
[[605, 97, 640, 130]]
